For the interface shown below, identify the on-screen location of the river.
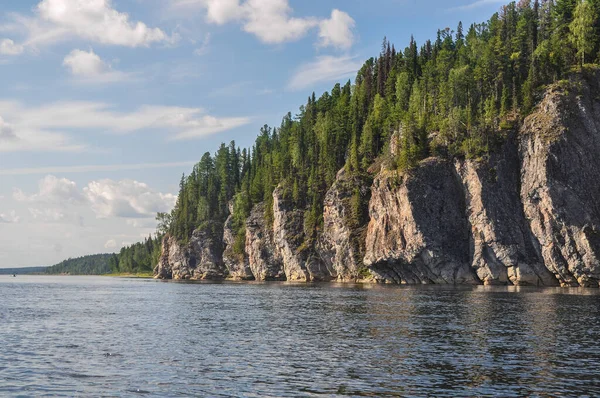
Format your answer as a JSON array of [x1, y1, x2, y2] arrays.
[[1, 275, 599, 397]]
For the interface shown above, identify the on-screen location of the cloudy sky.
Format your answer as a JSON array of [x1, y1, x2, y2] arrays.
[[0, 0, 505, 268]]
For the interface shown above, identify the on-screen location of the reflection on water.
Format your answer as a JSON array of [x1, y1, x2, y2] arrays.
[[1, 276, 599, 397]]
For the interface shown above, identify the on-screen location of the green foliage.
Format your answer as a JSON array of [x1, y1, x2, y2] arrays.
[[142, 0, 597, 257], [570, 0, 598, 66], [111, 236, 162, 274], [45, 254, 114, 275]]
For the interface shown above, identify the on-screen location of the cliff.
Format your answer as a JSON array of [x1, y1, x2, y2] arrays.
[[154, 222, 227, 280], [155, 72, 600, 287], [317, 168, 372, 281], [520, 73, 600, 287]]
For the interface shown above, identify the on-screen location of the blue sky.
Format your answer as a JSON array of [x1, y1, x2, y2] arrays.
[[0, 0, 507, 267]]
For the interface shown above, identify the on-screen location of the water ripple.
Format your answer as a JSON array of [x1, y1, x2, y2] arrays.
[[1, 276, 599, 397]]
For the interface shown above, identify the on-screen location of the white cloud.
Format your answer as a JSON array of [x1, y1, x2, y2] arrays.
[[241, 0, 318, 44], [0, 100, 250, 151], [12, 175, 176, 222], [0, 39, 24, 55], [288, 55, 362, 91], [0, 161, 197, 176], [104, 239, 117, 249], [203, 0, 243, 24], [13, 175, 84, 204], [35, 0, 174, 46], [84, 179, 177, 219], [63, 49, 129, 83], [1, 111, 85, 153], [178, 0, 353, 47], [318, 10, 355, 50], [3, 0, 175, 51], [0, 210, 20, 224]]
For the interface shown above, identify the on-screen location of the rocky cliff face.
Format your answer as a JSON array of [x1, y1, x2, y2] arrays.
[[520, 73, 600, 287], [245, 202, 286, 281], [223, 212, 254, 280], [364, 158, 477, 284], [272, 186, 332, 282], [318, 168, 372, 281], [455, 137, 557, 286], [155, 72, 600, 288], [154, 222, 227, 280]]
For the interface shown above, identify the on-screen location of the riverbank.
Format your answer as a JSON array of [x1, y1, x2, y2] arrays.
[[102, 272, 154, 279]]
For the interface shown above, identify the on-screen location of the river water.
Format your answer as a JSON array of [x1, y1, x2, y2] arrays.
[[0, 276, 599, 397]]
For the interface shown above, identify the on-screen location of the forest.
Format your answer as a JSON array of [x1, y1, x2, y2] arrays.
[[111, 0, 600, 274], [45, 254, 114, 275]]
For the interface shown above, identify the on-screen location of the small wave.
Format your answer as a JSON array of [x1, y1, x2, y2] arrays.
[[128, 388, 151, 394], [68, 373, 106, 379]]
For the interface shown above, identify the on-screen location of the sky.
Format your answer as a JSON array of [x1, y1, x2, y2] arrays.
[[0, 0, 508, 268]]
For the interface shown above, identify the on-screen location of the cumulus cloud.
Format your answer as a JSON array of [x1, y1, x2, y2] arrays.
[[0, 210, 20, 224], [12, 175, 176, 225], [288, 55, 362, 91], [241, 0, 318, 44], [3, 0, 175, 51], [13, 175, 84, 204], [84, 179, 177, 219], [63, 49, 129, 83], [318, 10, 355, 50], [176, 0, 354, 48], [203, 0, 243, 24], [0, 101, 250, 151], [0, 39, 24, 55]]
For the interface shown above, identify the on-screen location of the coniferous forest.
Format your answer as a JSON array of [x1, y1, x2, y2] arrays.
[[111, 0, 600, 274], [45, 254, 114, 275]]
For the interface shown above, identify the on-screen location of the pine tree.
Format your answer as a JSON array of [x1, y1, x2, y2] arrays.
[[570, 0, 597, 66]]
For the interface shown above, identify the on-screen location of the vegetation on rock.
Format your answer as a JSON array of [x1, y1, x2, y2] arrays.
[[128, 0, 600, 273]]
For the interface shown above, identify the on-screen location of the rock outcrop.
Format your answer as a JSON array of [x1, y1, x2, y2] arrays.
[[520, 73, 600, 287], [223, 212, 254, 280], [455, 136, 557, 286], [272, 186, 332, 281], [245, 202, 286, 281], [364, 158, 478, 284], [318, 168, 372, 281], [154, 71, 600, 288], [154, 222, 227, 280]]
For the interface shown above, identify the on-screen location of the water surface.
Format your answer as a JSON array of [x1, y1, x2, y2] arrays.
[[1, 275, 599, 397]]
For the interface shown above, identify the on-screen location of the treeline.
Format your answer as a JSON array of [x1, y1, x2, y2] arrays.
[[153, 0, 600, 262], [45, 254, 113, 275], [45, 236, 162, 275], [109, 236, 162, 274], [0, 267, 46, 275]]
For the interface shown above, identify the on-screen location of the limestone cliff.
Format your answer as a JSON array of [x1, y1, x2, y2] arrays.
[[318, 168, 372, 281], [155, 72, 600, 288], [272, 186, 331, 282], [455, 136, 557, 286], [520, 72, 600, 287], [245, 202, 286, 281], [364, 158, 477, 284], [154, 222, 227, 280], [223, 212, 254, 280]]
